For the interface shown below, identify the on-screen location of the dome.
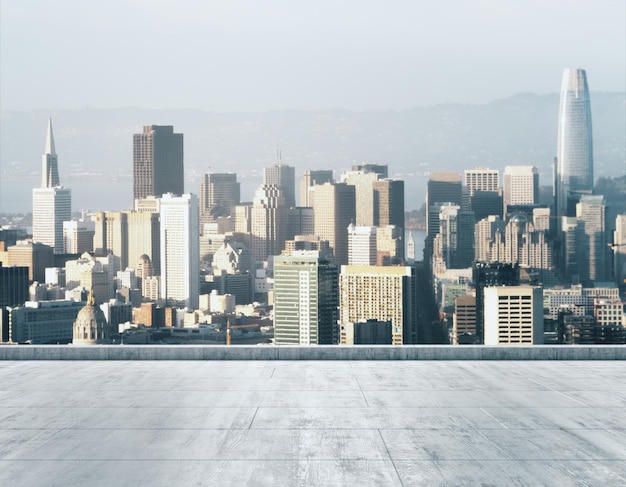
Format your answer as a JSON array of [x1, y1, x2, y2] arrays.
[[72, 291, 108, 345], [138, 254, 151, 264], [509, 213, 529, 225]]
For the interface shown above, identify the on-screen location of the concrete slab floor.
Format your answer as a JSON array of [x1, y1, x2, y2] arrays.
[[0, 360, 625, 486]]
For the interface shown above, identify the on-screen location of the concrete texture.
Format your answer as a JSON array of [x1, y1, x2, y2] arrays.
[[1, 360, 625, 486], [1, 345, 626, 360]]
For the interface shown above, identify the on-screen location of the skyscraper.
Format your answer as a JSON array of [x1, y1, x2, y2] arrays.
[[274, 251, 339, 345], [347, 225, 377, 266], [342, 170, 380, 226], [300, 170, 333, 207], [199, 173, 240, 223], [32, 119, 71, 254], [160, 193, 199, 309], [425, 172, 462, 263], [340, 265, 417, 345], [556, 68, 594, 219], [464, 167, 499, 197], [250, 185, 287, 262], [575, 195, 609, 284], [263, 159, 295, 208], [311, 182, 356, 265], [133, 125, 184, 201], [503, 165, 539, 214]]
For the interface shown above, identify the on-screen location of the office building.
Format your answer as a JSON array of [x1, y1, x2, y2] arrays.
[[342, 170, 380, 227], [32, 120, 71, 255], [376, 225, 403, 265], [503, 166, 539, 214], [94, 211, 129, 269], [133, 125, 184, 201], [3, 300, 85, 344], [63, 220, 95, 254], [340, 265, 417, 345], [250, 185, 287, 262], [555, 68, 594, 220], [483, 285, 544, 345], [6, 241, 54, 283], [300, 170, 333, 207], [94, 210, 160, 276], [126, 211, 161, 275], [0, 263, 29, 308], [473, 261, 520, 343], [263, 160, 295, 208], [340, 319, 392, 345], [286, 207, 315, 240], [432, 204, 475, 271], [426, 172, 462, 262], [452, 294, 477, 345], [464, 167, 499, 196], [348, 225, 377, 266], [311, 182, 356, 265], [199, 173, 240, 223], [373, 179, 405, 259], [470, 190, 503, 222], [160, 194, 199, 309], [274, 251, 338, 345], [575, 195, 610, 284]]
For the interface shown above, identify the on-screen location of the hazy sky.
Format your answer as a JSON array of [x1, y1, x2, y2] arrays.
[[1, 0, 624, 111]]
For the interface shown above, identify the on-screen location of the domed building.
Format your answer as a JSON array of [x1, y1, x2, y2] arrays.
[[72, 290, 109, 345]]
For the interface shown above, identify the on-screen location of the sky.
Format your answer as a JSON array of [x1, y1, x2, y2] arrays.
[[1, 0, 624, 111]]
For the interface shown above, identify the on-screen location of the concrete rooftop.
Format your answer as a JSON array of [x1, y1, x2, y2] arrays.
[[1, 359, 625, 486]]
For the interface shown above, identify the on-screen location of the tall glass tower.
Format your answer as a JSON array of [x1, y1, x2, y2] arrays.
[[555, 68, 593, 219]]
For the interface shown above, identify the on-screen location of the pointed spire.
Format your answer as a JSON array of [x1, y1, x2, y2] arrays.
[[41, 118, 60, 188], [45, 118, 56, 155]]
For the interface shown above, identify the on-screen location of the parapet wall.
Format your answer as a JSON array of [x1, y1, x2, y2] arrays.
[[0, 345, 624, 360]]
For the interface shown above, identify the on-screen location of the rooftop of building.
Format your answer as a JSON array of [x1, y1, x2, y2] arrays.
[[1, 346, 625, 486]]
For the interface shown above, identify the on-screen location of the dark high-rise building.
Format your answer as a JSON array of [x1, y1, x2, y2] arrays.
[[473, 261, 520, 343], [471, 190, 503, 222], [373, 179, 404, 229], [199, 173, 240, 222], [133, 125, 184, 201], [555, 69, 594, 220], [425, 172, 462, 264], [0, 263, 29, 308]]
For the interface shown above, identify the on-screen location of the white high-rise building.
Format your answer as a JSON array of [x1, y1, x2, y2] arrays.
[[464, 167, 499, 197], [484, 286, 544, 345], [160, 193, 199, 309], [348, 224, 377, 266], [503, 166, 538, 213], [32, 119, 72, 254]]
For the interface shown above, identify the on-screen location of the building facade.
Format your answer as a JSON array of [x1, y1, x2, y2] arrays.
[[555, 68, 594, 220], [274, 251, 338, 345], [133, 125, 184, 201], [160, 193, 199, 309]]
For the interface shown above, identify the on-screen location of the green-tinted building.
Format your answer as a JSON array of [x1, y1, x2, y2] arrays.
[[274, 251, 338, 345]]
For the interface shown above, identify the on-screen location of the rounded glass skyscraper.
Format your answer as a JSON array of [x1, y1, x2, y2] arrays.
[[555, 68, 593, 219]]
